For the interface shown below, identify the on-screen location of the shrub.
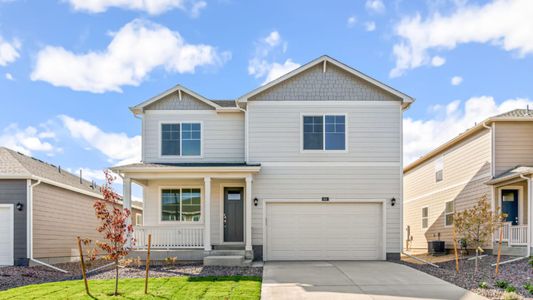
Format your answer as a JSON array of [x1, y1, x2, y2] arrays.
[[502, 291, 520, 300], [524, 282, 533, 294], [496, 280, 510, 289], [478, 281, 489, 289], [505, 286, 516, 293]]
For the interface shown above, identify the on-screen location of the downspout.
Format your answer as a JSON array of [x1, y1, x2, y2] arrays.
[[28, 179, 68, 273], [236, 103, 248, 163], [520, 174, 531, 257]]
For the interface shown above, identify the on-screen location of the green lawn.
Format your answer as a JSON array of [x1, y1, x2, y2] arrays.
[[0, 276, 261, 300]]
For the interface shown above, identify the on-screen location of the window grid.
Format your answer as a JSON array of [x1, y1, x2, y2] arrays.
[[445, 201, 454, 226], [161, 123, 201, 157], [161, 188, 201, 222], [422, 207, 429, 229], [303, 114, 346, 151]]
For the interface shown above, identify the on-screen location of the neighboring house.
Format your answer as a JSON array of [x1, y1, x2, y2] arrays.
[[0, 147, 142, 266], [404, 109, 533, 256], [111, 55, 414, 263]]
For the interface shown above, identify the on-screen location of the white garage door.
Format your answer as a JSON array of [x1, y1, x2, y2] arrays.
[[0, 205, 14, 266], [266, 202, 383, 261]]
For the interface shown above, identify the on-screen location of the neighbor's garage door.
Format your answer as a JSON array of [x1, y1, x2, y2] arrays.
[[266, 202, 383, 261], [0, 205, 14, 266]]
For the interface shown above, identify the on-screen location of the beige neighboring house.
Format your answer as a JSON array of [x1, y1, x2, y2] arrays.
[[112, 55, 414, 264], [404, 109, 533, 256], [0, 147, 142, 266]]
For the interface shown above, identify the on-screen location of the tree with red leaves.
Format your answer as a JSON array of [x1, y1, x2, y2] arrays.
[[92, 170, 134, 296]]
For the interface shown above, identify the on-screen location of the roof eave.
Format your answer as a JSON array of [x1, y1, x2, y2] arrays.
[[110, 166, 262, 174]]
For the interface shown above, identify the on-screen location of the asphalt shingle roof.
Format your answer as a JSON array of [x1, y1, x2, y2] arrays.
[[493, 109, 533, 119], [211, 100, 237, 107]]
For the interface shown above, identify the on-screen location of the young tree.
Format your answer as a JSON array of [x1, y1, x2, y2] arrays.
[[453, 195, 506, 273], [93, 170, 134, 296]]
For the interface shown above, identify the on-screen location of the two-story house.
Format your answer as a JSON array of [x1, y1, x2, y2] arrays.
[[111, 56, 414, 264], [404, 109, 533, 257]]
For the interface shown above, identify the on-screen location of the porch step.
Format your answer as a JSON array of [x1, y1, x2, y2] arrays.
[[209, 250, 246, 256], [204, 255, 249, 267]]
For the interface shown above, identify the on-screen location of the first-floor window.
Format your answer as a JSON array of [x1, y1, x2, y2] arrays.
[[445, 201, 454, 226], [161, 188, 201, 222], [422, 207, 429, 229]]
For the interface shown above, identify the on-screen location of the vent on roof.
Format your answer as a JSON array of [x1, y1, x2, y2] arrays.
[[79, 169, 83, 184], [526, 105, 530, 116], [58, 165, 61, 173]]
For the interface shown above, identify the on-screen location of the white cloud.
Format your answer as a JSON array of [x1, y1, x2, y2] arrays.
[[366, 0, 385, 13], [31, 19, 230, 93], [347, 16, 357, 28], [189, 0, 206, 18], [364, 21, 376, 32], [66, 0, 206, 16], [404, 96, 533, 164], [5, 72, 13, 80], [248, 31, 301, 85], [0, 124, 59, 156], [451, 75, 463, 85], [430, 55, 446, 66], [59, 115, 141, 165], [0, 36, 21, 66], [391, 0, 533, 77]]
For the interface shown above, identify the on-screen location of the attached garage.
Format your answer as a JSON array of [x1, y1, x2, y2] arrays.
[[265, 201, 385, 261], [0, 204, 14, 266]]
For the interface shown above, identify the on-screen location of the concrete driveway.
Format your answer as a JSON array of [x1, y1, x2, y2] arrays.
[[262, 261, 487, 300]]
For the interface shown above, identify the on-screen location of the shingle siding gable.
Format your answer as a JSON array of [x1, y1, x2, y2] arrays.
[[145, 91, 214, 110]]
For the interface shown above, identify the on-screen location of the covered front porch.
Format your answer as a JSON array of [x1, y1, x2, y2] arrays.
[[487, 166, 533, 255], [112, 163, 261, 262]]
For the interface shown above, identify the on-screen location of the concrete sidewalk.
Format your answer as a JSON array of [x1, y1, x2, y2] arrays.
[[262, 261, 487, 300]]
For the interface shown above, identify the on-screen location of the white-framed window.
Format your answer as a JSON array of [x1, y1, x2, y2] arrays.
[[302, 114, 347, 151], [422, 206, 429, 229], [435, 156, 444, 182], [161, 122, 202, 157], [160, 188, 202, 222], [135, 213, 143, 225], [445, 201, 454, 227]]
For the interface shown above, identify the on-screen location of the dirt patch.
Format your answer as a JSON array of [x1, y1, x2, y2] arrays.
[[400, 254, 533, 299]]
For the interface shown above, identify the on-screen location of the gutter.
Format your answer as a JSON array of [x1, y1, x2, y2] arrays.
[[520, 173, 532, 257]]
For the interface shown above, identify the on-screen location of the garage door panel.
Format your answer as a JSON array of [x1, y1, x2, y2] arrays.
[[0, 206, 14, 266], [266, 202, 383, 261]]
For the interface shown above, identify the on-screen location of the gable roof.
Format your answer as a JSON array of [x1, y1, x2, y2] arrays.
[[130, 84, 225, 114], [237, 55, 415, 109], [404, 108, 533, 173], [0, 147, 103, 197]]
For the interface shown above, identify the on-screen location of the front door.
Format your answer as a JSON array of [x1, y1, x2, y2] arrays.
[[501, 189, 519, 225], [224, 187, 244, 242]]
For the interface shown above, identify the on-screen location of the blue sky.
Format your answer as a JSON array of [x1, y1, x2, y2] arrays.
[[1, 0, 532, 199]]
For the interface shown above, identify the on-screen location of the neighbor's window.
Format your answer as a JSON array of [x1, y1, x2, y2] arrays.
[[161, 188, 201, 222], [303, 115, 346, 151], [445, 201, 454, 226], [161, 123, 201, 156], [435, 156, 444, 182], [422, 207, 429, 229], [135, 213, 143, 225]]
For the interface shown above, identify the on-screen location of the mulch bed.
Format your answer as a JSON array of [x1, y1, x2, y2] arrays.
[[400, 255, 533, 299], [0, 260, 262, 291]]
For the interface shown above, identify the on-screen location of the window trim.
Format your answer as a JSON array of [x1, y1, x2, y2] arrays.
[[435, 156, 444, 183], [159, 121, 203, 159], [135, 213, 143, 226], [444, 200, 454, 227], [421, 206, 429, 230], [300, 113, 348, 153], [158, 186, 204, 225]]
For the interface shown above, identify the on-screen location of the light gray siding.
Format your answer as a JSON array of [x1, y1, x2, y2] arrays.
[[247, 101, 403, 254], [142, 111, 245, 163], [494, 121, 533, 175], [250, 64, 401, 102], [145, 91, 214, 110], [0, 179, 27, 265]]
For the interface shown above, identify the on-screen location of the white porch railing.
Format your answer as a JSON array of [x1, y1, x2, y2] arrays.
[[133, 226, 204, 249], [496, 222, 527, 246]]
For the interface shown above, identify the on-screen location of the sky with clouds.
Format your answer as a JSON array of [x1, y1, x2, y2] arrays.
[[1, 0, 533, 199]]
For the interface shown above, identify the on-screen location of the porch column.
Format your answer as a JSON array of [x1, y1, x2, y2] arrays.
[[245, 176, 253, 252], [204, 177, 212, 251], [123, 177, 132, 247], [528, 177, 532, 256]]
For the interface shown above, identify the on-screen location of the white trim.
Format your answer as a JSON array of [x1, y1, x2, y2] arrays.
[[399, 104, 404, 252], [300, 113, 348, 153], [245, 176, 253, 252], [218, 183, 246, 244], [421, 206, 429, 230], [248, 100, 400, 106], [260, 162, 400, 167], [444, 200, 454, 228], [404, 172, 492, 204], [262, 198, 387, 261], [0, 204, 14, 266], [146, 110, 218, 115], [26, 179, 31, 258], [245, 108, 249, 162], [158, 121, 204, 159], [204, 176, 211, 251], [498, 185, 524, 225], [158, 186, 204, 225], [135, 213, 143, 226], [491, 122, 496, 177]]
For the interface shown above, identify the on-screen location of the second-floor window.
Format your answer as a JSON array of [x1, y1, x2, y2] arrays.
[[422, 207, 429, 229], [445, 200, 454, 227], [161, 123, 201, 157], [303, 114, 346, 151], [435, 156, 444, 182]]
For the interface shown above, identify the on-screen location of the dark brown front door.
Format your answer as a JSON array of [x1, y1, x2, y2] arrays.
[[223, 187, 244, 242]]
